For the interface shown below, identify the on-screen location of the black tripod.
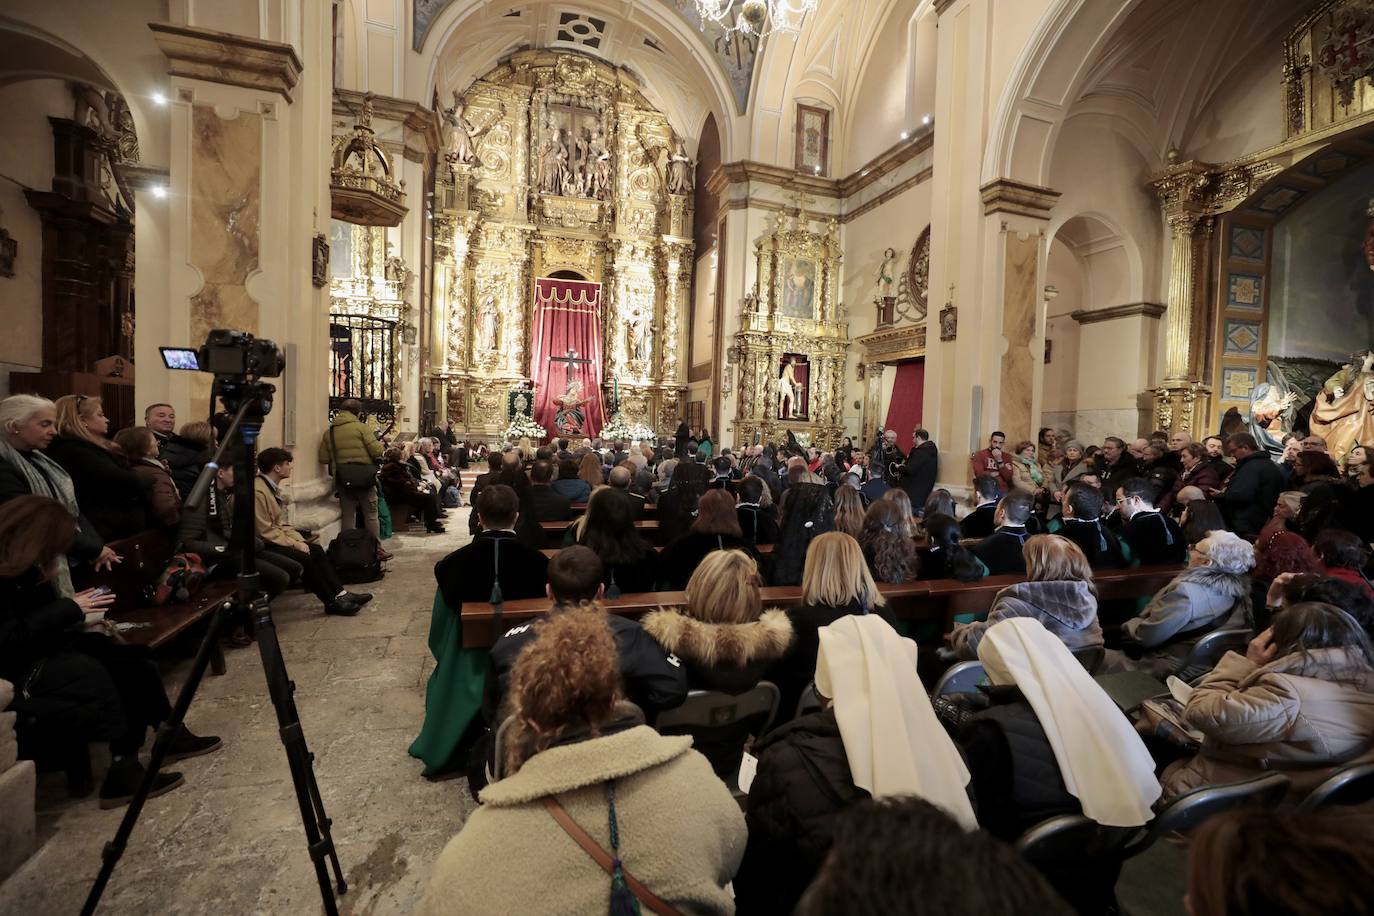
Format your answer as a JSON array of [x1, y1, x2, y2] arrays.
[[82, 381, 348, 915]]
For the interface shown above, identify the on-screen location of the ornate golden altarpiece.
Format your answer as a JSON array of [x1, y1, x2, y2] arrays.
[[427, 51, 693, 437], [730, 214, 849, 446]]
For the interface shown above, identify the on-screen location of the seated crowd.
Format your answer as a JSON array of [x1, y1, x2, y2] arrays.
[[411, 423, 1374, 913], [7, 393, 1374, 912]]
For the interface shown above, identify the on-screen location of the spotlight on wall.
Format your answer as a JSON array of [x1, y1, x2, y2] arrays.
[[151, 185, 168, 199], [813, 165, 820, 174], [900, 130, 910, 140], [152, 91, 168, 106], [922, 114, 931, 125]]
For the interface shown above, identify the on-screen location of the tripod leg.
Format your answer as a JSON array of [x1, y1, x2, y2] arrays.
[[81, 600, 232, 916], [252, 595, 348, 908]]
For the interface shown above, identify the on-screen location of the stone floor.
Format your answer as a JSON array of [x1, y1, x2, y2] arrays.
[[0, 515, 475, 916]]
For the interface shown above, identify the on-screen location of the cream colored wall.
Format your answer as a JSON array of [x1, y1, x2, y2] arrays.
[[844, 4, 916, 170], [1041, 239, 1082, 419], [0, 79, 70, 393], [841, 177, 933, 438]]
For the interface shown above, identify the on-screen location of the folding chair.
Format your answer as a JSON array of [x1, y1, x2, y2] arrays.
[[1299, 762, 1374, 811], [655, 682, 781, 796]]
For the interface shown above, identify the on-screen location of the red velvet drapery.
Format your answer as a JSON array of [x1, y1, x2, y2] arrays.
[[530, 277, 606, 440], [884, 358, 925, 440]]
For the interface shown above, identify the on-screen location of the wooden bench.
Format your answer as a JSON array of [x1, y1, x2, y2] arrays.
[[567, 502, 657, 516], [72, 530, 236, 675], [539, 519, 659, 536], [456, 564, 1183, 647], [539, 542, 778, 559]]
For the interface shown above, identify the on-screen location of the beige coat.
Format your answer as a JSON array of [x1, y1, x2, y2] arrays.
[[1162, 648, 1374, 798], [253, 475, 308, 552], [417, 725, 746, 915]]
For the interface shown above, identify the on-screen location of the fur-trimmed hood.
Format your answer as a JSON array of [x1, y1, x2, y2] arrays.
[[1174, 563, 1251, 600], [640, 607, 794, 669]]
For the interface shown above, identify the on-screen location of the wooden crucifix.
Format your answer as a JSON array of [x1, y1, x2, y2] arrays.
[[549, 347, 593, 389]]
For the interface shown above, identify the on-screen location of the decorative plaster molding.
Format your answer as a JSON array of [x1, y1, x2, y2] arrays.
[[934, 0, 960, 15], [980, 178, 1062, 218], [121, 163, 170, 191], [706, 130, 934, 204], [855, 323, 927, 362], [838, 130, 935, 197], [1070, 302, 1166, 324], [149, 22, 303, 102]]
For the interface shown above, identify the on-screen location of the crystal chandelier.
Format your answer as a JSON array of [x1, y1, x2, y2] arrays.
[[695, 0, 818, 41]]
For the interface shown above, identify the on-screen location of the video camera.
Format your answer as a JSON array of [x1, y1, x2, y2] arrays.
[[160, 329, 284, 380]]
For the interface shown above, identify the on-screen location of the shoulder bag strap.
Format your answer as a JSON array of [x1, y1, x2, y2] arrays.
[[541, 795, 683, 916], [328, 425, 340, 476]]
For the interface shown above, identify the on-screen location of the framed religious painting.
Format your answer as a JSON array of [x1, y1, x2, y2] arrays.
[[778, 353, 810, 420], [780, 258, 819, 319], [794, 103, 830, 176]]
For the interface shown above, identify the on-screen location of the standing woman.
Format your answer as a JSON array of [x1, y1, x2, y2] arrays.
[[0, 496, 221, 805], [0, 394, 118, 592], [698, 428, 715, 460], [45, 395, 146, 540]]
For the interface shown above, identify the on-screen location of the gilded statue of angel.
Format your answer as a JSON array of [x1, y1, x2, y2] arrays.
[[442, 92, 504, 167]]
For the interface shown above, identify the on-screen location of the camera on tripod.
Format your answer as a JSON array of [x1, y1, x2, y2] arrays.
[[160, 329, 285, 381]]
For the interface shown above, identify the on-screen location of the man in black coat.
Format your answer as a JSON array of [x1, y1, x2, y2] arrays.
[[674, 420, 691, 459], [973, 491, 1035, 576], [961, 476, 1003, 539], [1096, 437, 1141, 502], [466, 452, 504, 535], [748, 457, 783, 504], [708, 456, 738, 495], [435, 484, 548, 609], [526, 459, 572, 522], [1114, 476, 1186, 565], [1217, 432, 1283, 538], [901, 428, 939, 512]]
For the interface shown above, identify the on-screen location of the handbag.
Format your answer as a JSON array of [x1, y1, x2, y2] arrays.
[[330, 426, 377, 491], [542, 794, 683, 916]]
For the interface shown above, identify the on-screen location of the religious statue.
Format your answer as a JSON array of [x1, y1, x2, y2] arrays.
[[536, 126, 569, 196], [666, 137, 693, 195], [1247, 382, 1299, 459], [778, 356, 803, 420], [876, 247, 897, 300], [553, 378, 591, 436], [626, 309, 652, 363], [476, 292, 500, 352], [588, 128, 612, 200], [441, 93, 502, 167], [1310, 351, 1374, 462]]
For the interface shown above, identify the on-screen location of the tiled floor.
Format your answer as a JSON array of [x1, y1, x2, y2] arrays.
[[0, 517, 474, 915]]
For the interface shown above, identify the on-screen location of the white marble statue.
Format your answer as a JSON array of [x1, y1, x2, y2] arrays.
[[476, 293, 500, 351], [442, 93, 500, 166], [876, 247, 897, 299], [666, 137, 693, 195]]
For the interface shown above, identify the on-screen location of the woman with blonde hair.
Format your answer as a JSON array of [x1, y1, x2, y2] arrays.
[[832, 484, 865, 539], [769, 532, 894, 713], [948, 534, 1103, 659], [418, 606, 745, 916], [46, 394, 147, 540], [643, 550, 793, 692]]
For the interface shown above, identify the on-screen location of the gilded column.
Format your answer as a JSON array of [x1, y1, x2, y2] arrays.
[[1149, 161, 1213, 433]]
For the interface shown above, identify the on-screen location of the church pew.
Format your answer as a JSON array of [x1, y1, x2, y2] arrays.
[[539, 519, 659, 537], [456, 564, 1184, 647], [568, 502, 657, 516], [71, 530, 236, 675], [539, 542, 777, 559]]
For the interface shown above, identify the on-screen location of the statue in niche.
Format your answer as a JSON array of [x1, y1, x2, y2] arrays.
[[476, 292, 501, 352], [876, 247, 897, 300], [536, 125, 569, 195], [1311, 351, 1374, 462], [553, 378, 591, 436], [588, 129, 612, 199], [666, 137, 693, 195], [571, 128, 593, 197], [441, 93, 503, 167], [778, 355, 803, 420], [626, 308, 652, 363]]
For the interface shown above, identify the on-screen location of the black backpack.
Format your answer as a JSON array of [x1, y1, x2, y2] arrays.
[[326, 529, 384, 584]]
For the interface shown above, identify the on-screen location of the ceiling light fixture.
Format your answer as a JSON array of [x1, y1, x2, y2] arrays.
[[693, 0, 817, 42]]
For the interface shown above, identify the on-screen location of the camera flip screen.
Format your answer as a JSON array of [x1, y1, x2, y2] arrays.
[[160, 347, 201, 371]]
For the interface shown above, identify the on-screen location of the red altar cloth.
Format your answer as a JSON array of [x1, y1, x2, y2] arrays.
[[530, 277, 606, 440]]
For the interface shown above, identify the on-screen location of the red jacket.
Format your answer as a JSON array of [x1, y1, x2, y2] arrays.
[[1326, 566, 1374, 600], [970, 448, 1013, 488]]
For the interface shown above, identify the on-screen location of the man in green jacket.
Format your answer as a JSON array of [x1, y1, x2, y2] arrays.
[[318, 399, 384, 539]]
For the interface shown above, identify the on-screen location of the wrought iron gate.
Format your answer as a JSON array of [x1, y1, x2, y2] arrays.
[[329, 314, 397, 420]]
